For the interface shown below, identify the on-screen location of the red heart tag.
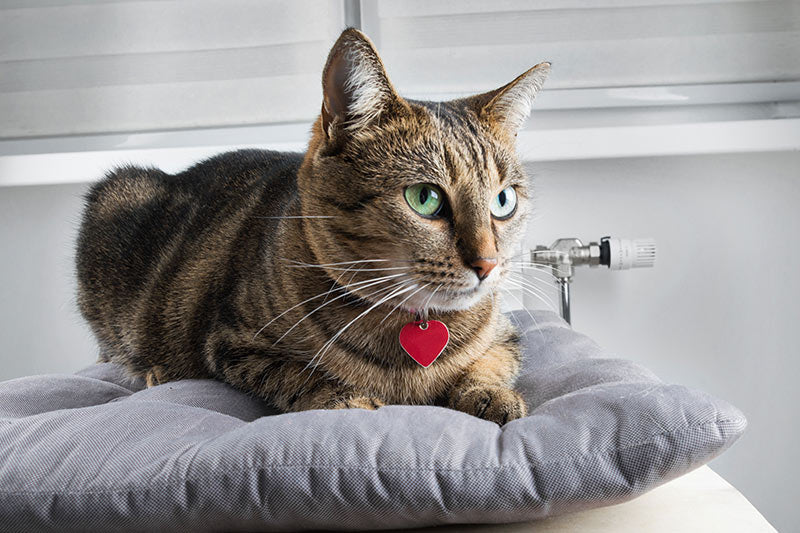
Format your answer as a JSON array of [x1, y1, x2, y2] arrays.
[[399, 320, 449, 367]]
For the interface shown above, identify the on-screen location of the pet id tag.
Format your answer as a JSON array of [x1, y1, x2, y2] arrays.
[[399, 319, 449, 368]]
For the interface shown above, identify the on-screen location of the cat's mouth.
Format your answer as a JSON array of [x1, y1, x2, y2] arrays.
[[390, 278, 490, 314], [338, 258, 503, 314]]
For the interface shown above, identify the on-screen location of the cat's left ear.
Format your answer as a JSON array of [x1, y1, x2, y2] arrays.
[[321, 29, 405, 138], [472, 62, 551, 137]]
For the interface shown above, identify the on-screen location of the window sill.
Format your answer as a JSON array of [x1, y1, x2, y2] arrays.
[[1, 117, 798, 187]]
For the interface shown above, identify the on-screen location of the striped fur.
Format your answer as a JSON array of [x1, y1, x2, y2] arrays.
[[76, 29, 549, 424]]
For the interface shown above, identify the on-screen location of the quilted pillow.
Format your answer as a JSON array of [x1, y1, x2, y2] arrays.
[[0, 310, 745, 532]]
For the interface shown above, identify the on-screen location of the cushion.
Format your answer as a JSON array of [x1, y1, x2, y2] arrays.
[[0, 310, 745, 532]]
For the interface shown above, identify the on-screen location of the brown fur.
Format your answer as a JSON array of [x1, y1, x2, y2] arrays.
[[75, 29, 549, 424]]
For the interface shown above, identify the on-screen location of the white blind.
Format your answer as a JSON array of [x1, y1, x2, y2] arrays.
[[362, 0, 800, 95], [0, 0, 344, 138], [1, 0, 797, 141]]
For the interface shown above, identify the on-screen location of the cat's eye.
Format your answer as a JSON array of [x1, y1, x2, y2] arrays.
[[490, 187, 517, 220], [405, 183, 444, 218]]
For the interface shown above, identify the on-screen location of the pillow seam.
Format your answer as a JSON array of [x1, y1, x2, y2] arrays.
[[0, 416, 742, 496]]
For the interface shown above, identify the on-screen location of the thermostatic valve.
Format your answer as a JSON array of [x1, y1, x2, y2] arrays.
[[600, 237, 657, 271], [527, 236, 657, 325]]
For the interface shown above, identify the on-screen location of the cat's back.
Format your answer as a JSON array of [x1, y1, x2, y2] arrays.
[[76, 149, 303, 357]]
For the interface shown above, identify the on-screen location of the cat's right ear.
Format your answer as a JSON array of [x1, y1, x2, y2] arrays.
[[321, 29, 404, 138], [469, 62, 551, 139]]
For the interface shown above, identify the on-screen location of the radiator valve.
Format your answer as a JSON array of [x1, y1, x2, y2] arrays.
[[527, 237, 656, 324]]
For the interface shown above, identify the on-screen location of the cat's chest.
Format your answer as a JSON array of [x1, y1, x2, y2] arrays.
[[318, 319, 495, 404]]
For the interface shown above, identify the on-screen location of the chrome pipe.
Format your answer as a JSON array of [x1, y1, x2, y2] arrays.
[[558, 278, 571, 325]]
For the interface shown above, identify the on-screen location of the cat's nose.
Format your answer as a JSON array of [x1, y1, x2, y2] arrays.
[[471, 258, 498, 281]]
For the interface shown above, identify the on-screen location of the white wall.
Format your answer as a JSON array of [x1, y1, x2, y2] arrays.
[[524, 151, 799, 533], [0, 150, 797, 531], [0, 183, 97, 378]]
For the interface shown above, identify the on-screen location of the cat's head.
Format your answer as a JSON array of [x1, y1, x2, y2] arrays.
[[299, 29, 549, 314]]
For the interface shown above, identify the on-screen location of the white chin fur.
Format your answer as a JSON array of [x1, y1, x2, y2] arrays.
[[400, 282, 489, 313]]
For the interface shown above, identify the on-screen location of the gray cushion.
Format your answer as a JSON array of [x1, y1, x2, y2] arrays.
[[0, 311, 745, 532]]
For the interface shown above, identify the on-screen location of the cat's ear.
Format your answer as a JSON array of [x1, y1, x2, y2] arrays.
[[472, 62, 551, 136], [321, 29, 403, 137]]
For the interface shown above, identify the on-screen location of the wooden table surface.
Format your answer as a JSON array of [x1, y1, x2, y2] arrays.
[[389, 466, 776, 533]]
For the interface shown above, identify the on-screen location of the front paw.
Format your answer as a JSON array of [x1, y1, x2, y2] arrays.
[[451, 385, 527, 425], [329, 395, 385, 411]]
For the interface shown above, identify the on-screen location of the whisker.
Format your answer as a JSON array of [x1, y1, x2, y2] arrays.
[[507, 261, 561, 272], [280, 258, 418, 267], [506, 274, 557, 303], [272, 277, 411, 347], [304, 283, 417, 378], [317, 262, 379, 314], [508, 261, 561, 269], [508, 265, 561, 282], [322, 262, 362, 305], [421, 283, 443, 315], [499, 290, 528, 340], [343, 263, 367, 292], [283, 258, 389, 266], [500, 286, 546, 343], [508, 262, 558, 276], [288, 265, 413, 271], [252, 272, 406, 340], [504, 279, 557, 312], [284, 258, 414, 271], [253, 215, 336, 219], [507, 269, 559, 289], [378, 282, 431, 325], [279, 280, 413, 351], [505, 249, 566, 262]]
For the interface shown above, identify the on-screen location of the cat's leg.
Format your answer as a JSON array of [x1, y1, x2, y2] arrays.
[[289, 379, 385, 412], [448, 322, 527, 425], [212, 343, 384, 412], [144, 366, 167, 388], [143, 364, 202, 387]]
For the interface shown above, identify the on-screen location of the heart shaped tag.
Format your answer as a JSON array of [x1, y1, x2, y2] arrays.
[[399, 320, 449, 367]]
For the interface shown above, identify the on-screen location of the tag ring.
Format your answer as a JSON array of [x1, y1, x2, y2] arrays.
[[415, 309, 429, 329]]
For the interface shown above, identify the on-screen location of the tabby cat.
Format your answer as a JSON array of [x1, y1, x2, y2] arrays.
[[76, 29, 550, 425]]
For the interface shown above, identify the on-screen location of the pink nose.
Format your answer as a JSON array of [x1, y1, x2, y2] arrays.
[[471, 258, 498, 281]]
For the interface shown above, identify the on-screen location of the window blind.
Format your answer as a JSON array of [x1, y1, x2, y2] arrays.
[[0, 0, 344, 138], [361, 0, 800, 96], [1, 0, 796, 141]]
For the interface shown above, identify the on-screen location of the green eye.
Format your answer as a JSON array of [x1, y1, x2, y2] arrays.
[[404, 183, 444, 217], [490, 187, 517, 219]]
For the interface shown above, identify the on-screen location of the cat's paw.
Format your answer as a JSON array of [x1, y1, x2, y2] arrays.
[[144, 366, 167, 388], [330, 396, 385, 411], [451, 385, 527, 425]]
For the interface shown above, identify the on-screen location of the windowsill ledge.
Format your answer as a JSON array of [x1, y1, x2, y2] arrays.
[[1, 117, 798, 187]]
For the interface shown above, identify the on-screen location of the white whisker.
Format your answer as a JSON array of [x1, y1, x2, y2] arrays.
[[508, 262, 560, 270], [500, 286, 545, 343], [280, 258, 417, 267], [506, 249, 565, 260], [500, 290, 528, 340], [507, 261, 560, 273], [252, 272, 406, 340], [304, 283, 417, 378], [506, 273, 557, 303], [508, 265, 560, 284], [322, 262, 362, 305], [272, 277, 411, 347], [421, 283, 443, 314], [378, 282, 431, 325], [507, 269, 559, 290], [504, 279, 557, 312], [254, 215, 336, 219], [288, 264, 412, 271]]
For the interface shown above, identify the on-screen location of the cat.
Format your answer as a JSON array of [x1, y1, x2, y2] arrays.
[[76, 29, 550, 425]]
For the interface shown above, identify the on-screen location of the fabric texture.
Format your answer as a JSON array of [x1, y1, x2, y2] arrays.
[[0, 311, 745, 532]]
